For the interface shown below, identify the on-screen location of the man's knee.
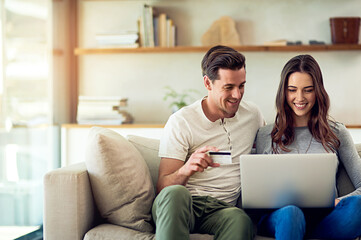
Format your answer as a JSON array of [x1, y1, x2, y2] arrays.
[[215, 207, 253, 239], [152, 186, 193, 240], [156, 185, 191, 205], [152, 185, 192, 221], [219, 207, 253, 230]]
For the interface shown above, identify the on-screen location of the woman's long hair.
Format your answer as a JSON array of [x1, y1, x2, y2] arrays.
[[271, 55, 340, 153]]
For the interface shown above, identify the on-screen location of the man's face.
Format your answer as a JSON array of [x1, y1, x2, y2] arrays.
[[205, 67, 246, 120]]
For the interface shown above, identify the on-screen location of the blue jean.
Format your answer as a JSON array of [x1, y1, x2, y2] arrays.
[[257, 196, 361, 240]]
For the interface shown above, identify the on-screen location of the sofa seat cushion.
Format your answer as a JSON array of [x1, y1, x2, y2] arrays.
[[84, 224, 217, 240], [84, 224, 155, 240], [85, 127, 155, 232], [83, 224, 284, 240]]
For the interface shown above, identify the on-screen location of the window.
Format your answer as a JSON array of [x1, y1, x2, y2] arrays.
[[0, 0, 58, 238]]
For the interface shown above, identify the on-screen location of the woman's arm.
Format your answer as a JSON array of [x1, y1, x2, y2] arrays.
[[336, 123, 361, 200]]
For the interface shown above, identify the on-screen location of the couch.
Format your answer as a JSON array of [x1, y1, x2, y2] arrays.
[[44, 127, 361, 240]]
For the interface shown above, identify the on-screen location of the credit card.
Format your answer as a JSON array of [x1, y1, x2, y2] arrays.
[[208, 151, 232, 164]]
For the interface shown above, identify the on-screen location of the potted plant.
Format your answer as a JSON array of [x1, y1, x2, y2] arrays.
[[163, 86, 201, 112]]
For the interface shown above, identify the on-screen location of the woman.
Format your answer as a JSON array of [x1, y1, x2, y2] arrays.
[[255, 54, 361, 240]]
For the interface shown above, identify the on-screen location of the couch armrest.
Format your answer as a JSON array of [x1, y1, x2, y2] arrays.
[[44, 162, 97, 240]]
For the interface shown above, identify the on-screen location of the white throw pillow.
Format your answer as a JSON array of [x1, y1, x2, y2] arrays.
[[85, 127, 154, 232]]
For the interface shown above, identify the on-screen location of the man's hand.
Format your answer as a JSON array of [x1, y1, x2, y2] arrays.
[[335, 198, 340, 206], [156, 146, 220, 194], [178, 146, 221, 177]]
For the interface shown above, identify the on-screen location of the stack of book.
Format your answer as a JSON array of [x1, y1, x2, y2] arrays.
[[139, 4, 176, 47], [77, 96, 133, 125], [95, 31, 139, 48]]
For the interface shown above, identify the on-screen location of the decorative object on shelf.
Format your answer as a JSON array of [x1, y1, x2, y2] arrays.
[[309, 40, 326, 45], [201, 16, 240, 46], [77, 96, 133, 125], [163, 86, 201, 112], [330, 17, 360, 44]]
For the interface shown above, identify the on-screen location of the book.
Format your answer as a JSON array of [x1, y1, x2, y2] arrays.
[[153, 16, 159, 46], [158, 13, 167, 47], [139, 6, 177, 48], [138, 17, 145, 47], [78, 96, 126, 102], [95, 32, 139, 47], [167, 19, 176, 47], [77, 119, 125, 125], [77, 96, 133, 125], [140, 4, 155, 47], [97, 43, 139, 49], [145, 5, 155, 47]]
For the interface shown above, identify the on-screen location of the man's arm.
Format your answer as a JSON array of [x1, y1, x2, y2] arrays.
[[156, 145, 220, 194]]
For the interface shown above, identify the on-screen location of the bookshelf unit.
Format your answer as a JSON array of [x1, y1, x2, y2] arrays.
[[76, 0, 361, 126]]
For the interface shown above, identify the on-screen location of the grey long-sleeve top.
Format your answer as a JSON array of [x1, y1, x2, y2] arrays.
[[255, 123, 361, 200]]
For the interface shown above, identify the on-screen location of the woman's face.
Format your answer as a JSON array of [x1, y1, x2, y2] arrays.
[[286, 72, 316, 127]]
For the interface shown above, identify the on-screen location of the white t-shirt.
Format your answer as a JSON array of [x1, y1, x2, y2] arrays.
[[159, 98, 265, 205]]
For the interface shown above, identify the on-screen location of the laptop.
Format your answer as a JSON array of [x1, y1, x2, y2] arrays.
[[240, 153, 338, 209]]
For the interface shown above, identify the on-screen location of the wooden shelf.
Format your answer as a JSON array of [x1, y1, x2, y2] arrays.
[[347, 125, 361, 129], [62, 123, 165, 128], [74, 44, 361, 55]]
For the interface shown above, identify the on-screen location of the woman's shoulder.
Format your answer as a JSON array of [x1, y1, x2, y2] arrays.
[[257, 123, 274, 137], [256, 124, 274, 153], [329, 121, 348, 135]]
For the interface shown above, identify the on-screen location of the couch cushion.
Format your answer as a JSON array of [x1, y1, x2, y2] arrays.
[[85, 127, 154, 232], [127, 135, 160, 192], [337, 143, 361, 197], [84, 224, 216, 240], [84, 224, 155, 240]]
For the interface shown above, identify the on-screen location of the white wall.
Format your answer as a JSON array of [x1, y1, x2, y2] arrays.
[[77, 0, 361, 125]]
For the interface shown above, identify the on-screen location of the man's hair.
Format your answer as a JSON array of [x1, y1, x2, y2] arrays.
[[201, 45, 246, 81]]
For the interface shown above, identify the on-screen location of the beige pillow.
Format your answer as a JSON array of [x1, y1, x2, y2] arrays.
[[85, 127, 154, 232], [127, 135, 160, 192]]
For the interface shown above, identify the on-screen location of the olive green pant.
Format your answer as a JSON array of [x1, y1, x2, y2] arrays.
[[152, 185, 253, 240]]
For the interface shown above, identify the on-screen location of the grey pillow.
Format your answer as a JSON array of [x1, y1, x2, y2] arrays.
[[85, 127, 154, 232], [356, 143, 361, 158], [337, 143, 361, 197]]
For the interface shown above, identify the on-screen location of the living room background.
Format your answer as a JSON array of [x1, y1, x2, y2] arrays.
[[0, 0, 360, 239], [78, 0, 361, 126]]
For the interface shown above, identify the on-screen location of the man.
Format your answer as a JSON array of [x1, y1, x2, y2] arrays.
[[152, 45, 265, 240]]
